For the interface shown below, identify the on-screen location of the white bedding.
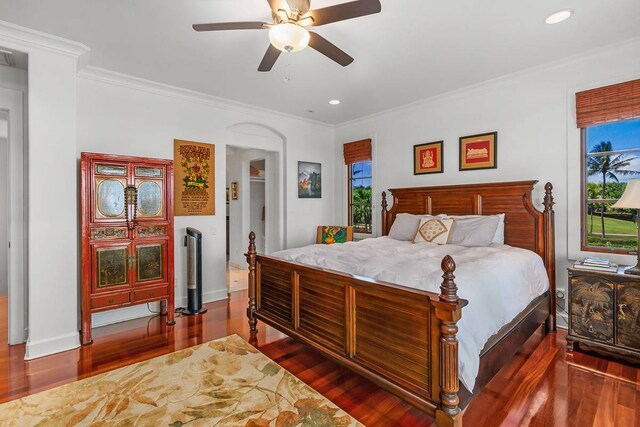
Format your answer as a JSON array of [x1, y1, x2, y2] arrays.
[[271, 236, 549, 391]]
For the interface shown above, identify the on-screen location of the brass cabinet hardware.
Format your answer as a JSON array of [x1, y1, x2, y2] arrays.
[[128, 254, 137, 269], [124, 185, 138, 230], [108, 298, 114, 304]]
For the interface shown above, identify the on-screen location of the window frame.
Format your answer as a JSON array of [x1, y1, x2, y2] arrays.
[[580, 127, 638, 255], [347, 160, 373, 235]]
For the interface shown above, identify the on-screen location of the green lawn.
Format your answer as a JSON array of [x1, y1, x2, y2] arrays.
[[587, 215, 636, 235], [586, 215, 637, 249]]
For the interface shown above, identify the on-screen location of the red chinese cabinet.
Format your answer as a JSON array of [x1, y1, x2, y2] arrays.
[[80, 152, 175, 345]]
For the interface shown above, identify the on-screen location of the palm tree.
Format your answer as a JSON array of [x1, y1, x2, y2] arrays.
[[586, 141, 640, 238], [586, 182, 600, 234]]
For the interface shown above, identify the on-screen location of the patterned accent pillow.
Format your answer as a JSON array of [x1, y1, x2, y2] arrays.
[[321, 226, 348, 244], [413, 218, 455, 244]]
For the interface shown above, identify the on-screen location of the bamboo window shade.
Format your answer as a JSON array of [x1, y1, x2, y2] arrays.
[[343, 139, 372, 165], [576, 79, 640, 128]]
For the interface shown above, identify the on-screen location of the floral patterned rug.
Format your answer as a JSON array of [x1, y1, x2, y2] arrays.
[[0, 334, 362, 426]]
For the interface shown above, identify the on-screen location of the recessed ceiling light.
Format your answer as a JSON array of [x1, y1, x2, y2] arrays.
[[545, 9, 574, 24], [329, 99, 341, 105]]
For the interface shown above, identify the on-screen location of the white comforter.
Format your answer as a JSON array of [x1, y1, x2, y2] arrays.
[[271, 236, 549, 391]]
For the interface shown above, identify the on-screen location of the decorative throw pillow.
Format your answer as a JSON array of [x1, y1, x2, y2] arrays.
[[413, 218, 455, 244], [389, 213, 447, 241], [320, 226, 349, 244]]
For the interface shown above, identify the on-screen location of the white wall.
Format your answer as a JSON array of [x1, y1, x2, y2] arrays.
[[77, 68, 336, 327], [0, 23, 88, 359], [334, 39, 640, 300]]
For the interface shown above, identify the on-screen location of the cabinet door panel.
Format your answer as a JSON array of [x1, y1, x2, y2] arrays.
[[134, 163, 166, 220], [617, 282, 640, 350], [94, 177, 127, 220], [570, 275, 614, 343], [134, 241, 167, 286], [92, 243, 131, 293]]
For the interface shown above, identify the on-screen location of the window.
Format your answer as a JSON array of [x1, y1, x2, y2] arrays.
[[578, 78, 640, 253], [582, 119, 640, 252], [349, 160, 372, 233], [344, 139, 372, 234]]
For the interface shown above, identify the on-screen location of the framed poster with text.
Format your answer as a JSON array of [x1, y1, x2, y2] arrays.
[[174, 139, 215, 216], [459, 132, 497, 171]]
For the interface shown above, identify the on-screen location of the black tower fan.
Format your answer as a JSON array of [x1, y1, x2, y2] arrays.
[[183, 227, 207, 315]]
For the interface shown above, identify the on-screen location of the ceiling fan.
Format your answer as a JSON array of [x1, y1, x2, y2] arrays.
[[193, 0, 382, 72]]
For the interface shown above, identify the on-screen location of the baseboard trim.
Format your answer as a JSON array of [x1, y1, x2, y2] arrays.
[[25, 332, 80, 360], [91, 289, 230, 329]]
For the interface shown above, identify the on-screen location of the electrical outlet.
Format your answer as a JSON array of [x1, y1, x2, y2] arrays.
[[210, 227, 217, 236]]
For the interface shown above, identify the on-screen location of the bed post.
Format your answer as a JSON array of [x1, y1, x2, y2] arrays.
[[246, 231, 258, 335], [381, 191, 388, 236], [434, 255, 464, 427], [543, 182, 556, 332]]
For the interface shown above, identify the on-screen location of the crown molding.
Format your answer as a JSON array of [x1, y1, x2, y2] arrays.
[[78, 66, 333, 130], [0, 20, 89, 66], [337, 36, 640, 128]]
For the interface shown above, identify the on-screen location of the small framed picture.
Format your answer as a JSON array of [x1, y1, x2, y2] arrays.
[[298, 161, 322, 198], [231, 182, 238, 200], [459, 132, 497, 171], [414, 141, 443, 175]]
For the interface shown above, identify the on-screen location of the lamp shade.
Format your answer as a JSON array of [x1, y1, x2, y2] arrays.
[[269, 23, 309, 52], [612, 179, 640, 209]]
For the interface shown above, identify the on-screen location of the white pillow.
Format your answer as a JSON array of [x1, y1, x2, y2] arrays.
[[388, 213, 446, 241], [447, 216, 499, 247], [446, 214, 505, 244], [413, 218, 455, 244]]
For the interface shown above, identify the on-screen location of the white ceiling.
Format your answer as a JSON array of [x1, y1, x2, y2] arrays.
[[1, 0, 639, 124]]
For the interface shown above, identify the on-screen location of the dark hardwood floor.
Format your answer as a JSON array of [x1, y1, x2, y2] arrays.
[[1, 292, 639, 426]]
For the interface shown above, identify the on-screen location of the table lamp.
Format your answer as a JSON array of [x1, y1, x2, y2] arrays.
[[612, 178, 640, 275]]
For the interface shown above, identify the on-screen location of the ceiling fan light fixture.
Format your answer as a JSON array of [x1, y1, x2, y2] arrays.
[[269, 23, 310, 52]]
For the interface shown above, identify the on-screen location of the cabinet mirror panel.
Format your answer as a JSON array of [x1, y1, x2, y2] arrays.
[[135, 166, 163, 178], [136, 244, 164, 282], [95, 177, 127, 219], [96, 246, 129, 288], [136, 179, 163, 218], [95, 163, 127, 176]]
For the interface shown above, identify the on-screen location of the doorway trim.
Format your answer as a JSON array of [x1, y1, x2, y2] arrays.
[[1, 87, 26, 345]]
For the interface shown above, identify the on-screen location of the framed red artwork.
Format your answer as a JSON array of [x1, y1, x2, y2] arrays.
[[414, 141, 443, 175], [459, 132, 497, 171]]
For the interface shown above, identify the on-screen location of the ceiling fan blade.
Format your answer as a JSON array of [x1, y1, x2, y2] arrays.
[[267, 0, 289, 13], [258, 44, 282, 72], [308, 32, 354, 66], [309, 0, 381, 26], [192, 22, 268, 32]]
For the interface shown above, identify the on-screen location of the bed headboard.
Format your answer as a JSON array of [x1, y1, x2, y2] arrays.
[[381, 180, 556, 295]]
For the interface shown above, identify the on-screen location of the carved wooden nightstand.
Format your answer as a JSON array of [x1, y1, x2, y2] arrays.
[[567, 267, 640, 362]]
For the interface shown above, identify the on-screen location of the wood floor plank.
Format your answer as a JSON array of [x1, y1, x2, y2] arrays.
[[0, 292, 639, 426]]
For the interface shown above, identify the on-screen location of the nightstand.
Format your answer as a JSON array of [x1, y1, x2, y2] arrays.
[[567, 266, 640, 363]]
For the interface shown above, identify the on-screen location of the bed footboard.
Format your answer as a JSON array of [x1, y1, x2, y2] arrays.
[[245, 233, 468, 427]]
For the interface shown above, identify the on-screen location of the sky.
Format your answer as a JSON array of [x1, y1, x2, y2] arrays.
[[586, 118, 640, 183]]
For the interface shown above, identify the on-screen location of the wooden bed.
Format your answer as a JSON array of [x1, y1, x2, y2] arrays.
[[245, 180, 556, 427]]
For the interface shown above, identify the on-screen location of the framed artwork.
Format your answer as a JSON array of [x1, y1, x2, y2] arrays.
[[414, 141, 443, 175], [231, 182, 238, 200], [298, 161, 321, 198], [174, 139, 215, 216], [459, 132, 497, 171]]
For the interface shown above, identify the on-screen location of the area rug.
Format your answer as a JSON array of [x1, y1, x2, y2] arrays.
[[0, 334, 362, 426]]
